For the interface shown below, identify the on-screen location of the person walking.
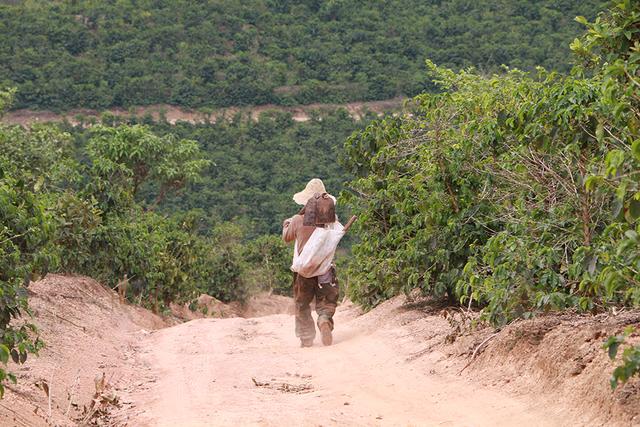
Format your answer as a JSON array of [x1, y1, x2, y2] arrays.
[[282, 178, 340, 347]]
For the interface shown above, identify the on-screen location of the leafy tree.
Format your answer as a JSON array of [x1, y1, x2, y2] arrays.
[[571, 0, 640, 388], [84, 125, 210, 211]]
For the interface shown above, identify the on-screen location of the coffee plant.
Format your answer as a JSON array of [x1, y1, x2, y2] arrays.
[[342, 63, 609, 320], [603, 327, 640, 389], [342, 0, 640, 384], [0, 159, 53, 397]]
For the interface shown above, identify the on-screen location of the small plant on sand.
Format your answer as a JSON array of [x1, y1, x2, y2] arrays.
[[603, 327, 640, 389]]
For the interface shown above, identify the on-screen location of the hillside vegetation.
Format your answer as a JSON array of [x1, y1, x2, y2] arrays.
[[1, 0, 603, 110], [61, 109, 369, 237]]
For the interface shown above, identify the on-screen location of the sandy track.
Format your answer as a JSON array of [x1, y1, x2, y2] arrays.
[[3, 275, 632, 426], [121, 303, 565, 427], [1, 98, 405, 126]]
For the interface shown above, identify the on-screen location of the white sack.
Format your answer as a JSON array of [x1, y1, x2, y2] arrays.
[[291, 222, 344, 278]]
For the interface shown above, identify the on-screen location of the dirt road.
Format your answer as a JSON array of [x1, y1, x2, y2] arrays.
[[119, 302, 566, 427], [2, 275, 632, 426], [1, 98, 404, 126]]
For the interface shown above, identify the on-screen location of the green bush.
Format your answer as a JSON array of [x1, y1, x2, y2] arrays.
[[0, 92, 60, 396], [0, 172, 53, 398], [342, 0, 640, 328], [242, 234, 292, 296]]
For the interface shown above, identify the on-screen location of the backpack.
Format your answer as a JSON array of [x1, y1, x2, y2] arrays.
[[303, 192, 336, 226]]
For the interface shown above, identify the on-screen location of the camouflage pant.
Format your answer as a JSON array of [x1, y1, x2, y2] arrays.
[[293, 270, 339, 342]]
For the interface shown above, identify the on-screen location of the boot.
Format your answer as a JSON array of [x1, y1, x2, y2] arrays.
[[319, 323, 332, 346], [300, 338, 314, 348]]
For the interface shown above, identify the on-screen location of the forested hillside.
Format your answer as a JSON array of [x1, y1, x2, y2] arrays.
[[1, 0, 604, 111]]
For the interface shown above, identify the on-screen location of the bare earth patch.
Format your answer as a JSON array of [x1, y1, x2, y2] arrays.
[[118, 297, 639, 426], [0, 98, 405, 127], [0, 274, 167, 426]]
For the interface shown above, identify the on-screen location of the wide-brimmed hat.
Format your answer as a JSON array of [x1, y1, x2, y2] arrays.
[[293, 178, 327, 205]]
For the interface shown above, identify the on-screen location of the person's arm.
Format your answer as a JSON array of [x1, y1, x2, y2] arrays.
[[282, 215, 301, 243]]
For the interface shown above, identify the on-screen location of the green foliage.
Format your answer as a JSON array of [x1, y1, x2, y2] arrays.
[[55, 125, 213, 308], [85, 125, 210, 211], [204, 222, 247, 302], [342, 1, 640, 327], [160, 110, 362, 236], [201, 224, 292, 302], [0, 89, 15, 116], [242, 234, 292, 296], [603, 327, 640, 389], [0, 0, 604, 111], [64, 109, 366, 237], [0, 124, 54, 398], [0, 175, 49, 397], [0, 124, 80, 191], [0, 88, 63, 397], [573, 2, 640, 387], [570, 0, 640, 311]]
